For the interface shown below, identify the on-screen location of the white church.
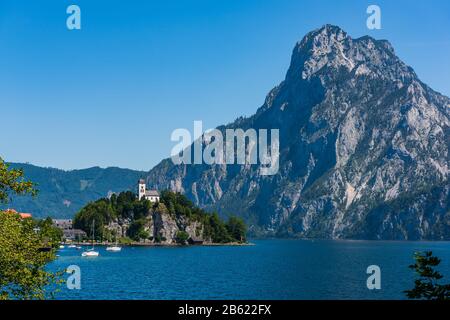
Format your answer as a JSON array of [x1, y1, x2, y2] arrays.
[[138, 179, 160, 202]]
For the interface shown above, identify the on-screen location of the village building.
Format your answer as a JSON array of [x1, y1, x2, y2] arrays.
[[3, 208, 32, 219], [53, 219, 73, 230], [138, 179, 160, 202], [52, 219, 86, 241]]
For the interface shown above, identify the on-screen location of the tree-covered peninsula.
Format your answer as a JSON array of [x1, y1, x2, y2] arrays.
[[73, 190, 247, 245]]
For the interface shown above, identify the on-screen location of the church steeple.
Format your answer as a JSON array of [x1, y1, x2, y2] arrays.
[[138, 179, 146, 200]]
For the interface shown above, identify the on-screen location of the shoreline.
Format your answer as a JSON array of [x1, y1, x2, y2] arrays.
[[62, 241, 253, 247]]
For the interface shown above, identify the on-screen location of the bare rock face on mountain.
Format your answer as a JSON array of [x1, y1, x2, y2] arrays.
[[145, 25, 450, 240], [105, 205, 207, 245]]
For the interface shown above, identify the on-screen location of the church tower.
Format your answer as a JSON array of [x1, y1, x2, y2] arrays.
[[138, 179, 146, 200]]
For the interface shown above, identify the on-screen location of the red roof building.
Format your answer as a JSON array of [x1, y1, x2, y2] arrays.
[[3, 209, 32, 219]]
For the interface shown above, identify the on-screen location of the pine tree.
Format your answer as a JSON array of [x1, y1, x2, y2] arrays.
[[405, 251, 450, 300]]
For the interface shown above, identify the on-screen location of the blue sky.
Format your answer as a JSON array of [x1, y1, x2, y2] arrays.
[[1, 0, 449, 171]]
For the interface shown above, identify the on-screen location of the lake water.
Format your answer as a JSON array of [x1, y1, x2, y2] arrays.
[[50, 239, 450, 300]]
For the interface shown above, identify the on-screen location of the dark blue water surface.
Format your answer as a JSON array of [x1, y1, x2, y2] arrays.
[[49, 239, 450, 300]]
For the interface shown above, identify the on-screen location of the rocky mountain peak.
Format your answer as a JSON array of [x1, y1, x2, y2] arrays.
[[296, 24, 349, 51], [146, 26, 450, 240], [287, 24, 411, 84]]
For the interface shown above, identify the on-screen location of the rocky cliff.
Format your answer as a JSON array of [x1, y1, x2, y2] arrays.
[[144, 25, 450, 240], [106, 203, 206, 245], [74, 191, 245, 245]]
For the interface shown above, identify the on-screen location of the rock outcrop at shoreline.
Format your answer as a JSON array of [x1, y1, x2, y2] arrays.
[[106, 203, 206, 245], [74, 191, 247, 245]]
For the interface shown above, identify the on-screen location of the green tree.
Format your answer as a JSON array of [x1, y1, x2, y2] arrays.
[[226, 216, 247, 243], [0, 211, 62, 299], [207, 213, 232, 243], [405, 251, 450, 300], [127, 218, 148, 241], [73, 200, 114, 240], [37, 217, 63, 248], [0, 157, 62, 299], [0, 157, 37, 203], [175, 230, 189, 245]]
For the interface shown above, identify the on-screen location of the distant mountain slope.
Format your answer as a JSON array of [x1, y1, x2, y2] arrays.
[[144, 25, 450, 240], [1, 163, 145, 219]]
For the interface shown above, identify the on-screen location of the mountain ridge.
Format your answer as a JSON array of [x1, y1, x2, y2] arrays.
[[1, 162, 145, 219], [143, 25, 450, 240]]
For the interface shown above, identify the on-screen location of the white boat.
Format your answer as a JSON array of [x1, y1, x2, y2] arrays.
[[59, 245, 65, 249], [106, 239, 122, 252], [82, 220, 99, 257], [106, 246, 122, 252], [82, 249, 99, 257], [68, 245, 77, 248]]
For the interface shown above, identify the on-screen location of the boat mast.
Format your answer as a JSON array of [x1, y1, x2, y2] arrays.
[[92, 219, 95, 249]]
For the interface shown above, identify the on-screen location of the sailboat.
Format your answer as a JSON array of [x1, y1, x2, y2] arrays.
[[82, 220, 99, 257], [106, 244, 122, 252], [106, 237, 122, 252]]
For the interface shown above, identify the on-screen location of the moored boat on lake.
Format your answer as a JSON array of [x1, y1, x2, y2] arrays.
[[82, 220, 99, 257]]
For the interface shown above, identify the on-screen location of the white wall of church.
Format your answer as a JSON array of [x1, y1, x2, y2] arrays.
[[138, 182, 146, 200]]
